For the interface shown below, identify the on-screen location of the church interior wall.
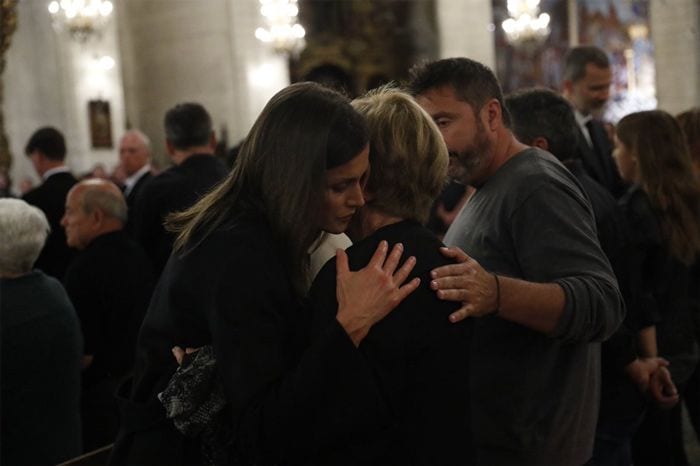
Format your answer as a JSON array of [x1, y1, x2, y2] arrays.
[[650, 0, 700, 114], [5, 0, 124, 187], [2, 0, 700, 194]]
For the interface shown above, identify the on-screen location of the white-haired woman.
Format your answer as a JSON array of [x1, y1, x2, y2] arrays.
[[0, 198, 83, 465]]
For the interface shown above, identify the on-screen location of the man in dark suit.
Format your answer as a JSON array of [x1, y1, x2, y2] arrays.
[[22, 126, 77, 280], [132, 103, 228, 274], [62, 178, 155, 452], [562, 46, 627, 198]]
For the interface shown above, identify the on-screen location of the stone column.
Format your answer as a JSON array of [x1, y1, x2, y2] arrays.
[[4, 0, 125, 190], [651, 0, 700, 113], [0, 0, 18, 181], [117, 0, 288, 166], [437, 0, 496, 70]]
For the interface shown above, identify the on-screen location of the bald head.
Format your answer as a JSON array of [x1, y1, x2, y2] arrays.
[[119, 129, 151, 176], [61, 179, 127, 249]]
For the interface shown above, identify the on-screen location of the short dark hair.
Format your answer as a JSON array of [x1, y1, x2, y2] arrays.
[[505, 88, 579, 162], [24, 127, 66, 160], [164, 102, 213, 150], [407, 57, 511, 127], [563, 46, 610, 82]]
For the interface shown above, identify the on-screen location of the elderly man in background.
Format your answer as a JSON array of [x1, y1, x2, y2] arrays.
[[0, 198, 83, 465], [119, 129, 153, 210], [22, 126, 77, 280], [62, 178, 155, 452]]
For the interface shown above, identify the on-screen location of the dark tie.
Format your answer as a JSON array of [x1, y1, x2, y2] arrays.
[[585, 120, 601, 153], [584, 120, 610, 186], [585, 120, 626, 196]]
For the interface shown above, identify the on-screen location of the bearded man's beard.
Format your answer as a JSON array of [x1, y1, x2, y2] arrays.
[[449, 130, 492, 185]]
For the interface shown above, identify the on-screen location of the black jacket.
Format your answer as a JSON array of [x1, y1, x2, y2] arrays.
[[110, 215, 385, 466], [308, 220, 474, 465], [132, 155, 228, 274], [575, 120, 627, 198], [22, 171, 78, 280]]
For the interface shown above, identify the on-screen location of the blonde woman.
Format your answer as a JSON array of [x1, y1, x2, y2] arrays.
[[308, 87, 474, 464]]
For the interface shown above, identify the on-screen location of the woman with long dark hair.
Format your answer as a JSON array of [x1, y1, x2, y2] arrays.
[[109, 82, 419, 465], [677, 107, 700, 177], [613, 110, 700, 465]]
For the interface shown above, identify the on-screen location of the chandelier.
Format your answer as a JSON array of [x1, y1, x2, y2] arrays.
[[254, 0, 306, 56], [501, 0, 550, 48], [47, 0, 113, 43]]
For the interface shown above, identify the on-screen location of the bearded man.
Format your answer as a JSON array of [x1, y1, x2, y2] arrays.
[[408, 57, 624, 466]]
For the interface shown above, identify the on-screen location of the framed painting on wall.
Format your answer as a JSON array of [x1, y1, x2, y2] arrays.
[[88, 99, 113, 148]]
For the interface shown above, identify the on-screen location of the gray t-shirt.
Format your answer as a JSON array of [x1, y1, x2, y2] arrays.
[[444, 148, 623, 466]]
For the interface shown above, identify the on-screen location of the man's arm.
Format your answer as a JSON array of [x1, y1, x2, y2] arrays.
[[433, 179, 624, 342], [429, 247, 564, 334]]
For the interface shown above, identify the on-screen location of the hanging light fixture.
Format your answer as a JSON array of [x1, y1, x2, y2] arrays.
[[501, 0, 551, 48], [254, 0, 306, 56], [47, 0, 113, 43]]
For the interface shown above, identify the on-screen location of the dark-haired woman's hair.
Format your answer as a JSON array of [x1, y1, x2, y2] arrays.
[[617, 110, 700, 264], [167, 82, 368, 293], [676, 107, 700, 169]]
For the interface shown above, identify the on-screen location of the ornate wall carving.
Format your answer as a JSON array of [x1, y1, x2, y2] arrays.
[[291, 0, 438, 97], [1, 0, 18, 181]]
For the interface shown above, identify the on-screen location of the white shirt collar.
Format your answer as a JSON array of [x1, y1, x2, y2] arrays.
[[124, 164, 151, 195], [42, 165, 70, 180], [574, 109, 594, 148]]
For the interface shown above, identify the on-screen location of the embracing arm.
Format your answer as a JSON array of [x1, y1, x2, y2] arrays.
[[429, 248, 564, 334], [336, 241, 419, 346], [432, 180, 624, 341], [493, 276, 564, 333], [431, 244, 622, 341], [209, 240, 417, 463]]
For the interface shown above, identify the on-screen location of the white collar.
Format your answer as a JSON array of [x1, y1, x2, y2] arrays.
[[124, 164, 151, 192], [574, 110, 594, 147], [42, 165, 70, 180], [574, 109, 593, 127]]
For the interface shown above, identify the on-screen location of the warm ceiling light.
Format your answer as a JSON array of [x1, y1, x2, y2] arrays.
[[501, 0, 551, 49], [254, 0, 306, 56], [47, 0, 114, 43]]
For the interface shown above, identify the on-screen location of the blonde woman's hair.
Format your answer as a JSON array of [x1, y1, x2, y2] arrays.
[[617, 110, 700, 264], [352, 86, 448, 224]]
